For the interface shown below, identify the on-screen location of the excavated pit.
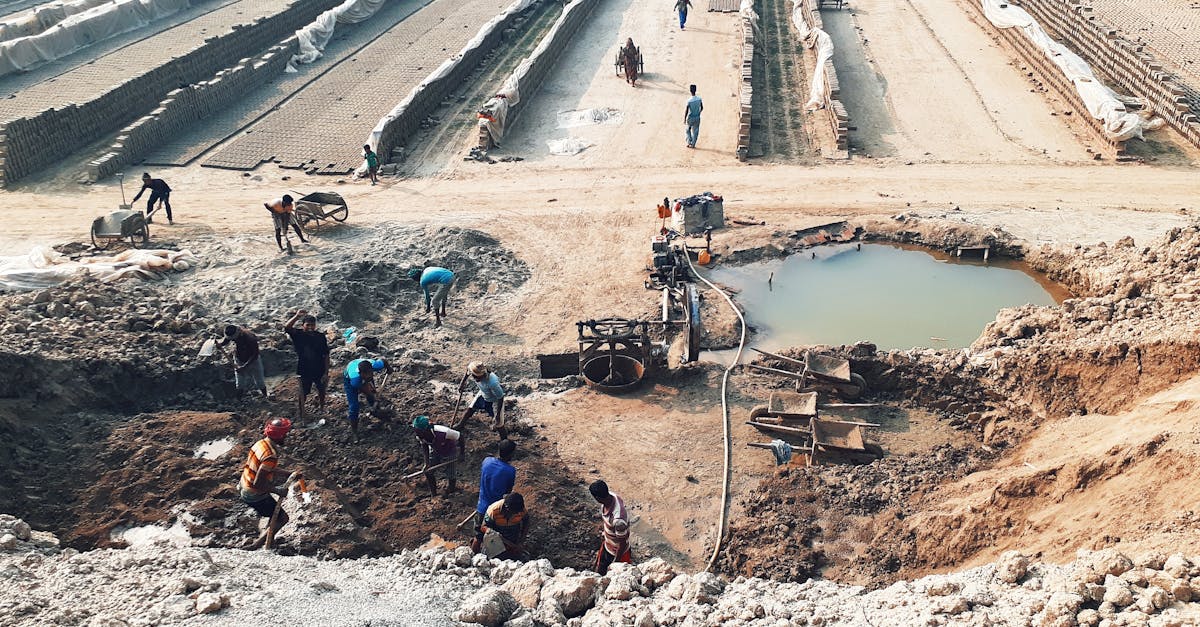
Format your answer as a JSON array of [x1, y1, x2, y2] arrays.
[[714, 220, 1200, 587], [0, 225, 603, 569], [5, 219, 1200, 588]]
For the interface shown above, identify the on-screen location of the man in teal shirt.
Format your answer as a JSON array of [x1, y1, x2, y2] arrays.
[[343, 357, 392, 441], [684, 84, 703, 148], [409, 266, 455, 327]]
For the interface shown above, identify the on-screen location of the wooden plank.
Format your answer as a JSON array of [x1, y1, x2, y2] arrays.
[[746, 363, 804, 380], [751, 347, 806, 368], [747, 421, 812, 436]]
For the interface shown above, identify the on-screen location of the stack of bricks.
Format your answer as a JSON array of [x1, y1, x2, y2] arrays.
[[1020, 0, 1200, 151], [0, 0, 340, 187], [796, 0, 848, 156], [477, 0, 601, 150], [87, 39, 299, 182], [379, 0, 531, 161], [736, 13, 753, 161], [961, 0, 1127, 156]]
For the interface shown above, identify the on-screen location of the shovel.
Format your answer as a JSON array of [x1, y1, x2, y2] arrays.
[[198, 339, 216, 357]]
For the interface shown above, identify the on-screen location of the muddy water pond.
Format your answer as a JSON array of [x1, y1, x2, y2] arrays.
[[706, 243, 1069, 353]]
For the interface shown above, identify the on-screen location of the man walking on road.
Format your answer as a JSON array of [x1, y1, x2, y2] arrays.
[[589, 479, 632, 574], [218, 325, 268, 398], [409, 266, 455, 327], [132, 172, 173, 224], [473, 439, 517, 553], [684, 84, 703, 148], [284, 310, 330, 421], [343, 357, 392, 441], [674, 0, 693, 29], [239, 418, 302, 548]]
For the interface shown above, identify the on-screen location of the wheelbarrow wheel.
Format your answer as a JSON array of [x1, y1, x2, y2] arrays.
[[130, 224, 149, 249], [836, 373, 867, 400], [330, 203, 349, 222], [90, 225, 110, 250]]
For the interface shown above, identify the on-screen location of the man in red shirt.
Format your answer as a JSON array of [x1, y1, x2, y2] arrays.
[[589, 479, 632, 574]]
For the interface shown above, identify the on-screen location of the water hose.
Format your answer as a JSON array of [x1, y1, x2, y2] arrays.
[[681, 242, 747, 572]]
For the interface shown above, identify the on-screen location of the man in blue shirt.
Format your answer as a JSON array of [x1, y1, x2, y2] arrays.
[[343, 357, 392, 441], [684, 84, 703, 148], [460, 361, 506, 428], [472, 439, 517, 553], [409, 266, 455, 327]]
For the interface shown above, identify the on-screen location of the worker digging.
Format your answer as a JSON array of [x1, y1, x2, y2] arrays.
[[8, 0, 1200, 616]]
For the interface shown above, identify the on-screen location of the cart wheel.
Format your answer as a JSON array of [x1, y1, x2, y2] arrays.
[[130, 224, 149, 248], [850, 373, 867, 393], [330, 203, 349, 222], [290, 214, 309, 237], [749, 405, 770, 422], [90, 226, 110, 250]]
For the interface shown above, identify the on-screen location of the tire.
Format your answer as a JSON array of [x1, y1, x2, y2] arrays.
[[130, 224, 149, 248], [330, 203, 349, 222], [90, 226, 110, 250]]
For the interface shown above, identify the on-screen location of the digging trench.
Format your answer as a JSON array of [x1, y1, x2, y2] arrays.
[[3, 220, 1200, 587]]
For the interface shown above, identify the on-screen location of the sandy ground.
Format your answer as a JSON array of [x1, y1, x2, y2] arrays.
[[3, 0, 1200, 583]]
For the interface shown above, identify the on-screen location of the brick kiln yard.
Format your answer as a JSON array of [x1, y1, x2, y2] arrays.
[[2, 0, 1200, 624]]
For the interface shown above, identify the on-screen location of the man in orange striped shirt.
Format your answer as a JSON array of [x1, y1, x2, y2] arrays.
[[239, 418, 301, 547], [589, 479, 632, 574]]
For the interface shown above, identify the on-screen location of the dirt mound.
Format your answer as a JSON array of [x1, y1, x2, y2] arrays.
[[174, 224, 529, 328]]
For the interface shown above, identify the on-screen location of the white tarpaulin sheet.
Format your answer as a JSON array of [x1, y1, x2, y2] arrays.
[[368, 0, 538, 150], [292, 0, 387, 66], [0, 247, 199, 292], [790, 0, 832, 109], [0, 0, 189, 77], [980, 0, 1142, 141], [0, 0, 111, 43], [547, 137, 590, 155], [555, 107, 623, 128]]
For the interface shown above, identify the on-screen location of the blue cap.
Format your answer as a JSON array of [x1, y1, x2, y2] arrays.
[[412, 415, 430, 430]]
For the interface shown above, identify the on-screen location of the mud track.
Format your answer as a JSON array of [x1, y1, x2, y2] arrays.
[[748, 0, 813, 161]]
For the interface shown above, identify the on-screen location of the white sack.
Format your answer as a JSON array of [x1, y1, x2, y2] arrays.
[[0, 246, 199, 291]]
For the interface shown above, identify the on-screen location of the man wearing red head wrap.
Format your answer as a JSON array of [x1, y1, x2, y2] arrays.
[[239, 418, 301, 548]]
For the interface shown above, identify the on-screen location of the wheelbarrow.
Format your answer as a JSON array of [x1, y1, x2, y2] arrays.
[[745, 348, 867, 400], [90, 209, 149, 250], [292, 191, 349, 231]]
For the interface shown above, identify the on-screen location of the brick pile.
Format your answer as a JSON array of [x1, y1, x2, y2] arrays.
[[476, 0, 600, 151], [0, 0, 341, 187], [368, 0, 521, 167], [86, 40, 299, 182], [1019, 0, 1200, 151], [736, 9, 753, 161], [795, 0, 848, 155]]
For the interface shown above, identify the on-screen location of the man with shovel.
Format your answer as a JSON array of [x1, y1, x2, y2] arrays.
[[412, 415, 463, 497], [343, 357, 392, 442], [264, 194, 309, 254], [460, 361, 506, 430], [218, 325, 269, 399], [239, 418, 302, 549], [284, 309, 330, 421]]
